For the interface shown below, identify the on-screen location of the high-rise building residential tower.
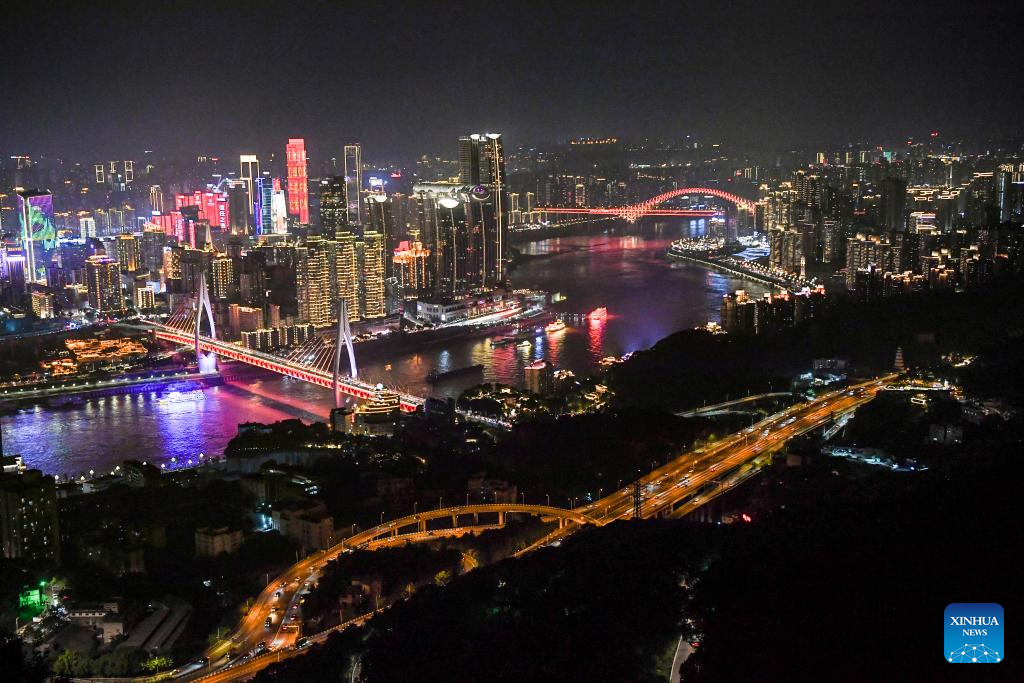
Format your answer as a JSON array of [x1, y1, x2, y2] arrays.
[[1, 466, 60, 564], [360, 228, 386, 319], [297, 236, 332, 327], [210, 253, 235, 301], [15, 189, 57, 286], [334, 229, 359, 322], [115, 233, 141, 273], [85, 254, 122, 312]]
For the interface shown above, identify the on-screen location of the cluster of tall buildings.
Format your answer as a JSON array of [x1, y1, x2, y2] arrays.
[[762, 156, 1024, 296], [1, 133, 510, 346], [720, 288, 826, 336]]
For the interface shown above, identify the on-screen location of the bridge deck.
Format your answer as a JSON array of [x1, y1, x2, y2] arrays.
[[151, 328, 424, 411]]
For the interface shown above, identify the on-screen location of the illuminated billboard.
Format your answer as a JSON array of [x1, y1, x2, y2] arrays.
[[17, 190, 57, 282]]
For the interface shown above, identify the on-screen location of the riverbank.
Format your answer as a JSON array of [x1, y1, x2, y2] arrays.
[[0, 370, 224, 411], [667, 247, 791, 290]]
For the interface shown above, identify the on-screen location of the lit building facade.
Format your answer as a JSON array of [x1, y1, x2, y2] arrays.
[[0, 468, 60, 564], [134, 286, 155, 310], [286, 138, 310, 223], [458, 133, 507, 287], [239, 154, 260, 227], [360, 229, 387, 319], [16, 189, 57, 285], [210, 254, 234, 301], [344, 144, 363, 225], [393, 240, 431, 296], [297, 237, 331, 327], [115, 234, 141, 273], [85, 255, 122, 312]]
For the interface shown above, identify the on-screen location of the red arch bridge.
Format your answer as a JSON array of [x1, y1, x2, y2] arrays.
[[537, 186, 757, 223]]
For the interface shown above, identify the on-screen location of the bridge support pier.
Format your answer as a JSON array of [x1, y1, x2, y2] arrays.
[[194, 276, 218, 374], [451, 513, 458, 528], [332, 299, 359, 408], [498, 511, 506, 527], [418, 519, 426, 533]]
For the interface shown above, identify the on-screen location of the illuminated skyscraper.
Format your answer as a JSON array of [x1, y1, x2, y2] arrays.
[[210, 253, 234, 301], [149, 185, 165, 213], [16, 189, 57, 285], [1, 250, 27, 293], [344, 144, 363, 225], [319, 176, 357, 320], [364, 194, 395, 279], [286, 138, 310, 223], [162, 247, 182, 290], [297, 236, 331, 327], [413, 185, 469, 299], [31, 291, 55, 318], [458, 133, 507, 287], [135, 286, 155, 311], [393, 239, 431, 296], [270, 178, 288, 234], [239, 154, 260, 225], [254, 177, 274, 235], [85, 254, 122, 312], [360, 229, 386, 319], [115, 233, 141, 273], [319, 177, 347, 234], [79, 216, 97, 239], [334, 229, 359, 322]]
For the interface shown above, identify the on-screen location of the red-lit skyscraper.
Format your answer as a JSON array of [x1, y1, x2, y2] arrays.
[[286, 138, 310, 223]]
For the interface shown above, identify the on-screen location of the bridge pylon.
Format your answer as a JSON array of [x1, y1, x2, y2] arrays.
[[195, 276, 218, 374], [332, 298, 359, 407]]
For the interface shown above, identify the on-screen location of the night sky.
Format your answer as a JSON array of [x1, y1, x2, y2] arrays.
[[3, 1, 1022, 161]]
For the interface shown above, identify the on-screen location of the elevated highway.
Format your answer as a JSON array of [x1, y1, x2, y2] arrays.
[[178, 375, 895, 682]]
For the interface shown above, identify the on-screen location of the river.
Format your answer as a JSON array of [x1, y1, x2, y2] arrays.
[[4, 221, 769, 476]]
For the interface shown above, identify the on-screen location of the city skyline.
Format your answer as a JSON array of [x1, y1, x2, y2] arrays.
[[1, 3, 1021, 680], [2, 2, 1023, 161]]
